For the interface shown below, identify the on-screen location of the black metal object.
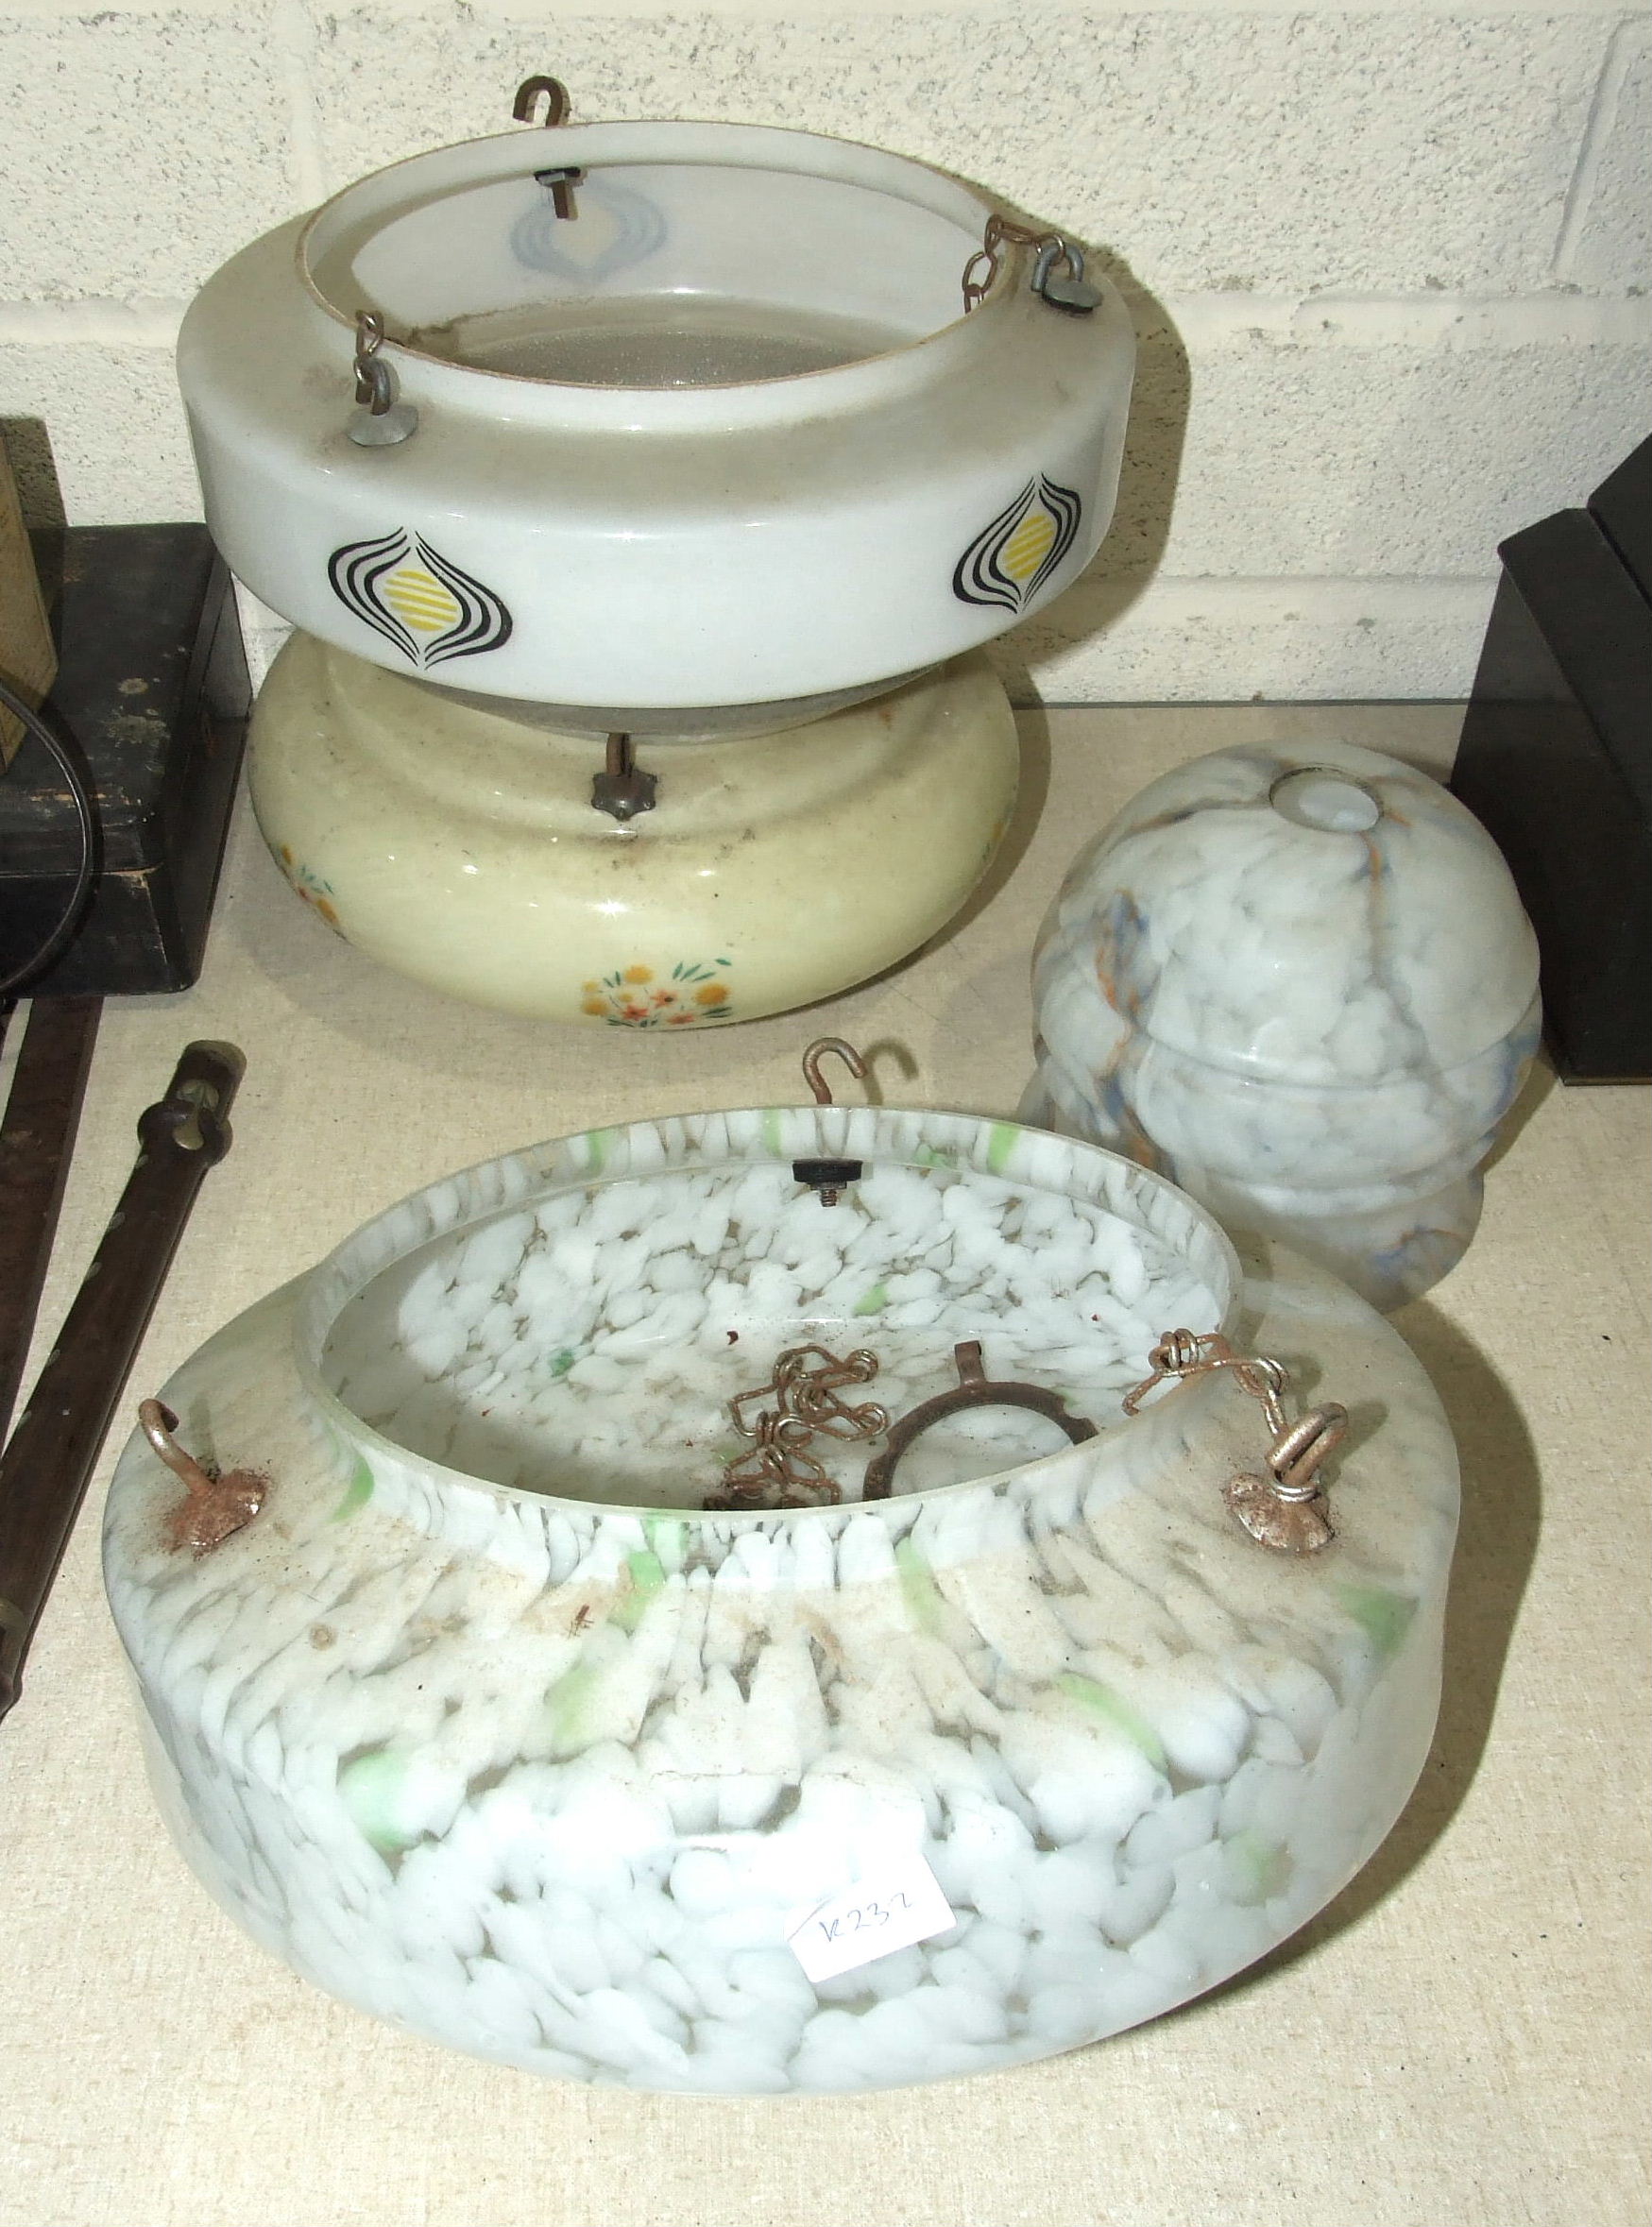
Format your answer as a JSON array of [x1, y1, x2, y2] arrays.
[[792, 1157, 862, 1205], [0, 996, 100, 1441], [0, 672, 97, 999], [0, 523, 251, 996], [1452, 436, 1652, 1082], [0, 1040, 244, 1723]]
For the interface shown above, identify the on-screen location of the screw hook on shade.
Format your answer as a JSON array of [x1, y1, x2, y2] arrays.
[[1123, 1331, 1347, 1554], [349, 311, 417, 446], [512, 75, 571, 126], [138, 1398, 266, 1558], [801, 1038, 869, 1106], [352, 313, 390, 412], [962, 215, 1099, 314], [794, 1042, 871, 1205], [512, 75, 582, 216]]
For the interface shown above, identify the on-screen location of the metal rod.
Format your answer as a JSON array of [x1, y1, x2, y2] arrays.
[[0, 1039, 244, 1722], [0, 996, 101, 1440]]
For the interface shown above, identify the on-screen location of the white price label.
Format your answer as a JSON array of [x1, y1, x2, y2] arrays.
[[786, 1850, 957, 1983]]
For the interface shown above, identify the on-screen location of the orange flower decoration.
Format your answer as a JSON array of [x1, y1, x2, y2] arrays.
[[580, 958, 735, 1025]]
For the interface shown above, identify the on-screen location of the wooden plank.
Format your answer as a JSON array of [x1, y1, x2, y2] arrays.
[[0, 437, 58, 768]]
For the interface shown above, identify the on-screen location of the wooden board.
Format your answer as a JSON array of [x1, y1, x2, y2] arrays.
[[1, 437, 58, 768]]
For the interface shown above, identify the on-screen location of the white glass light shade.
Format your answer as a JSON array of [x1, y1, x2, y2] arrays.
[[177, 121, 1135, 712]]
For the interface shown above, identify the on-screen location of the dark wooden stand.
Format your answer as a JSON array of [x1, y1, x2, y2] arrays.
[[0, 523, 250, 996], [1452, 438, 1652, 1083]]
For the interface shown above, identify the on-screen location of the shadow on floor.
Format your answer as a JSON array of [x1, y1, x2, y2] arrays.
[[1483, 1048, 1558, 1173]]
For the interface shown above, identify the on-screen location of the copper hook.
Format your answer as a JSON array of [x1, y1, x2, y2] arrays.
[[512, 75, 571, 125], [512, 76, 582, 213], [139, 1399, 213, 1493], [801, 1039, 869, 1107], [1122, 1330, 1345, 1553], [1268, 1404, 1349, 1503], [138, 1398, 267, 1557]]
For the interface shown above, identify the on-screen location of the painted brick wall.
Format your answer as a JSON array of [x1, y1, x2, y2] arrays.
[[2, 0, 1647, 701]]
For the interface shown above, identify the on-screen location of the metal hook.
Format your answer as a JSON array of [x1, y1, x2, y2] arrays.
[[1267, 1406, 1350, 1504], [801, 1039, 869, 1107], [1030, 236, 1101, 314], [139, 1399, 212, 1491], [512, 76, 581, 215], [512, 75, 571, 126], [962, 217, 1099, 315], [138, 1398, 267, 1557], [353, 313, 388, 411], [794, 1041, 871, 1204], [1122, 1330, 1345, 1553], [349, 310, 417, 446]]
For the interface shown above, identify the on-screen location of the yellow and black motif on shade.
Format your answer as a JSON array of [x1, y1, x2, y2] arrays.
[[952, 475, 1082, 614], [328, 529, 513, 671]]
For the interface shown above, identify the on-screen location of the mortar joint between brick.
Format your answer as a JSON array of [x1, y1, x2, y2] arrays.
[[1153, 291, 1652, 350], [0, 300, 187, 347], [274, 0, 327, 209]]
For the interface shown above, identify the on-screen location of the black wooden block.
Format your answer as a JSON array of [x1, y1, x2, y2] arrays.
[[1452, 442, 1652, 1084], [0, 523, 249, 997]]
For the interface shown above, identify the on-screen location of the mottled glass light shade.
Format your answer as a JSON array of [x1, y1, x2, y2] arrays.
[[1024, 740, 1541, 1311], [106, 1107, 1456, 2091]]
